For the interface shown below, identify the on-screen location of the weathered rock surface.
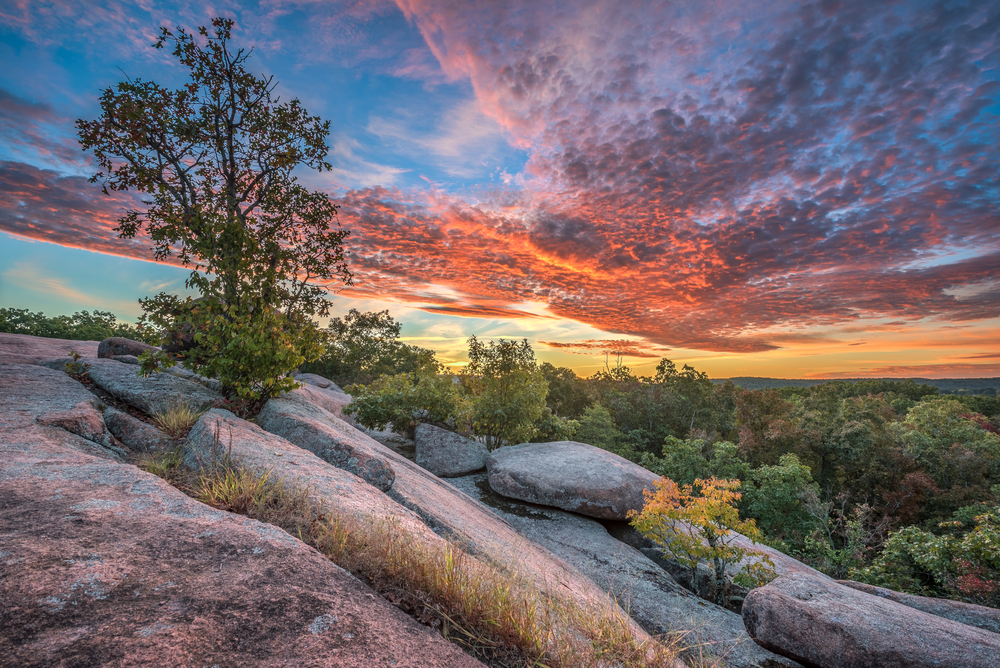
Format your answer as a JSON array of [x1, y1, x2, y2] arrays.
[[743, 573, 1000, 668], [257, 391, 396, 491], [261, 395, 659, 650], [85, 357, 222, 415], [293, 382, 353, 419], [103, 406, 175, 452], [0, 332, 98, 365], [414, 423, 489, 477], [450, 473, 801, 668], [0, 363, 122, 460], [838, 580, 1000, 635], [0, 423, 484, 668], [487, 441, 660, 520], [97, 336, 157, 359]]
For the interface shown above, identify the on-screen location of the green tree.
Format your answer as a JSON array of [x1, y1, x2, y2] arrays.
[[0, 308, 158, 344], [540, 362, 592, 417], [463, 337, 549, 449], [76, 18, 350, 399], [303, 309, 437, 386], [574, 404, 625, 453], [345, 366, 459, 438]]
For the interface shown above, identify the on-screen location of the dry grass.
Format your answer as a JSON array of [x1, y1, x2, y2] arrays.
[[189, 461, 684, 668], [151, 402, 206, 438]]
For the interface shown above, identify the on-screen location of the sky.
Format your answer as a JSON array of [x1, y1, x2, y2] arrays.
[[1, 0, 998, 379]]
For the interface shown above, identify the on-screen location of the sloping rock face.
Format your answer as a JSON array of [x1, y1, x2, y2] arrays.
[[743, 573, 1000, 668], [450, 473, 801, 668], [838, 580, 1000, 635], [0, 363, 122, 460], [0, 420, 485, 668], [97, 336, 157, 359], [257, 392, 396, 491], [103, 406, 175, 452], [84, 357, 222, 415], [292, 382, 353, 419], [487, 441, 660, 520], [187, 409, 440, 546], [0, 332, 98, 365], [415, 423, 489, 477], [259, 395, 657, 648]]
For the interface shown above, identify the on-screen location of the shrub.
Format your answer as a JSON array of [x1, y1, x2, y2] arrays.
[[629, 477, 776, 606], [345, 367, 460, 438]]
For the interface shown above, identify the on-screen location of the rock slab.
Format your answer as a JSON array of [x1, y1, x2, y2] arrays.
[[0, 332, 98, 365], [0, 424, 484, 668], [415, 423, 489, 477], [85, 357, 222, 415], [743, 573, 1000, 668], [487, 441, 661, 520], [103, 406, 175, 452], [257, 391, 396, 491]]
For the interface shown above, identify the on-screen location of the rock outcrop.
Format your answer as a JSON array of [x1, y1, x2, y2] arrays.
[[257, 391, 396, 491], [487, 441, 660, 520], [0, 363, 122, 460], [450, 472, 801, 668], [414, 423, 489, 477], [0, 418, 484, 668], [97, 336, 158, 359], [838, 580, 1000, 635], [743, 573, 1000, 668], [83, 357, 222, 415], [258, 395, 659, 649]]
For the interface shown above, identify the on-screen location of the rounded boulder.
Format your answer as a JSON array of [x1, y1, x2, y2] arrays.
[[98, 337, 158, 359], [486, 441, 660, 520]]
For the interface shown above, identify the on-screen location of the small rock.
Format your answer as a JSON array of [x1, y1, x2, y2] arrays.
[[98, 336, 158, 359], [743, 573, 1000, 668], [487, 441, 660, 520], [103, 407, 174, 452], [414, 423, 488, 477]]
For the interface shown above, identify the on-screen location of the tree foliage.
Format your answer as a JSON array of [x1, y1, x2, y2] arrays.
[[0, 308, 159, 344], [344, 367, 459, 439], [303, 309, 437, 386], [76, 18, 350, 399], [629, 477, 776, 605], [462, 336, 550, 449]]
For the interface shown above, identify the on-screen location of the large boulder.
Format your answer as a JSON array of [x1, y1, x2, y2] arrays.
[[486, 441, 660, 520], [450, 473, 800, 668], [0, 420, 484, 668], [97, 336, 158, 359], [0, 363, 122, 460], [0, 332, 99, 365], [292, 382, 353, 419], [743, 573, 1000, 668], [414, 423, 488, 477], [84, 357, 221, 415], [838, 580, 1000, 635], [294, 371, 345, 392], [103, 406, 175, 452], [257, 391, 396, 491]]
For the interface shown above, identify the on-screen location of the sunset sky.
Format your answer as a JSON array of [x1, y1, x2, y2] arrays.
[[1, 1, 998, 379]]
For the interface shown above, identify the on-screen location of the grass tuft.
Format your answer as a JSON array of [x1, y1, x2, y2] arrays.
[[151, 402, 206, 438], [136, 447, 189, 488]]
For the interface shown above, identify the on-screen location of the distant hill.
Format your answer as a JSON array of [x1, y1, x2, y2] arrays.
[[713, 377, 1000, 395]]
